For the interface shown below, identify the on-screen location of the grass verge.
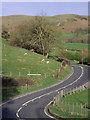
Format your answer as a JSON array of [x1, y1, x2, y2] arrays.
[[49, 89, 89, 119]]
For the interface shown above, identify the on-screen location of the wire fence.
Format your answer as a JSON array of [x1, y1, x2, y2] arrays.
[[52, 82, 89, 118], [1, 72, 53, 78]]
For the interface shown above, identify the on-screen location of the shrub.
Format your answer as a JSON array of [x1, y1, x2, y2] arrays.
[[2, 30, 10, 40]]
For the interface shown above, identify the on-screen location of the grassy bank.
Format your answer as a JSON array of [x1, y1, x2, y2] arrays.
[[49, 89, 89, 119], [2, 38, 72, 101]]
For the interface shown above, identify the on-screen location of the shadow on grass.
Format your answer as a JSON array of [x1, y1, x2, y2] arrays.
[[2, 77, 20, 102], [2, 76, 35, 102]]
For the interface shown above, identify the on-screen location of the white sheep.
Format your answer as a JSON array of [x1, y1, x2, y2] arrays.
[[47, 61, 49, 64], [41, 59, 45, 62], [24, 53, 27, 55]]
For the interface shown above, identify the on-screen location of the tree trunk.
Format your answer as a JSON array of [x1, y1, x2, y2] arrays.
[[57, 67, 63, 78], [42, 41, 45, 56], [46, 53, 48, 58]]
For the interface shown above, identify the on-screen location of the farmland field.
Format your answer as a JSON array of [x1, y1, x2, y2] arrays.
[[66, 43, 89, 50], [64, 32, 75, 39]]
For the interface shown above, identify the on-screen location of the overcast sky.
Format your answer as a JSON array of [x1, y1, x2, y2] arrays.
[[2, 2, 88, 16]]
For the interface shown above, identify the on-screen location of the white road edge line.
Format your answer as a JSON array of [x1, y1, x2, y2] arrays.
[[16, 112, 19, 118], [16, 65, 84, 118], [44, 101, 55, 119], [17, 107, 22, 112]]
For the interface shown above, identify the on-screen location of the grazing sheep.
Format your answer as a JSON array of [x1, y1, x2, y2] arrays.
[[47, 61, 49, 64], [41, 59, 45, 62], [24, 53, 27, 55]]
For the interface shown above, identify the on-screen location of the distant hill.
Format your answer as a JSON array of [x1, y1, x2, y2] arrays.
[[2, 14, 88, 33]]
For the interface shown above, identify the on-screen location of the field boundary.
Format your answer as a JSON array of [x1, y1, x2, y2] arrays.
[[45, 82, 89, 119]]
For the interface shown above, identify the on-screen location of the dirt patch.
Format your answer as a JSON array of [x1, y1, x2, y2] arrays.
[[17, 59, 25, 62], [21, 68, 26, 70], [2, 59, 8, 62], [17, 56, 22, 58]]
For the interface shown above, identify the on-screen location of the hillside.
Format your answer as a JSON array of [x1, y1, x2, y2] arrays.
[[2, 38, 71, 101], [2, 14, 88, 33]]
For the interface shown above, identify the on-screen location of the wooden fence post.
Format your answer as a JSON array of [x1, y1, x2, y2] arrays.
[[85, 103, 86, 117], [80, 86, 82, 91], [63, 89, 65, 97], [68, 102, 70, 113], [76, 87, 77, 92], [44, 73, 47, 78], [25, 84, 28, 90], [76, 103, 78, 115], [62, 101, 63, 111], [67, 88, 68, 95], [59, 100, 61, 110], [60, 100, 61, 110], [19, 72, 21, 77], [81, 85, 83, 91], [56, 95, 59, 108], [59, 91, 61, 98], [64, 102, 66, 112], [61, 90, 63, 97], [58, 94, 60, 108], [73, 103, 74, 115], [70, 88, 71, 95], [10, 72, 12, 77], [53, 97, 55, 106], [73, 87, 75, 93], [55, 96, 57, 107], [80, 103, 82, 116], [78, 87, 79, 92]]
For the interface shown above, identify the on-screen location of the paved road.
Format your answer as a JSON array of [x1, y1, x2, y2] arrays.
[[1, 65, 89, 119]]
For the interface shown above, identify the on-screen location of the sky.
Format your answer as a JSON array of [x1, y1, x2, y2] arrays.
[[1, 2, 88, 16]]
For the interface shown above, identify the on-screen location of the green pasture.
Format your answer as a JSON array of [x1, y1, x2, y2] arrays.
[[49, 89, 89, 118], [66, 43, 89, 50], [1, 38, 72, 101]]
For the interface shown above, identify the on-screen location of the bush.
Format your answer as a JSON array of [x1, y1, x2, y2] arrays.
[[66, 51, 80, 61], [2, 30, 10, 40]]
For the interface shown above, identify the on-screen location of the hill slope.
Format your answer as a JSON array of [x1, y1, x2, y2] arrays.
[[2, 38, 72, 101], [2, 14, 88, 33]]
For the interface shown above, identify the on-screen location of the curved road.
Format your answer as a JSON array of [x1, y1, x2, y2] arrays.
[[1, 65, 89, 119]]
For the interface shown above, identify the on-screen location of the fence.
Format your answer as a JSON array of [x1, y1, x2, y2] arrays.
[[1, 72, 52, 78], [53, 82, 89, 118], [0, 72, 23, 77], [1, 72, 53, 90]]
